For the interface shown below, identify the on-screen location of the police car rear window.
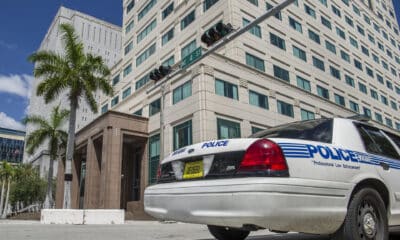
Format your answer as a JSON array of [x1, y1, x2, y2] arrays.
[[251, 119, 333, 143]]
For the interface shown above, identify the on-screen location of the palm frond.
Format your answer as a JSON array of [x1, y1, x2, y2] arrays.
[[59, 23, 84, 68], [36, 75, 68, 103], [25, 129, 50, 155], [83, 85, 99, 113], [23, 115, 51, 129]]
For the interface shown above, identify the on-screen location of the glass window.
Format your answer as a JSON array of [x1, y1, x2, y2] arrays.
[[345, 75, 355, 87], [217, 118, 241, 139], [181, 10, 195, 30], [375, 113, 383, 123], [340, 50, 350, 62], [149, 98, 161, 116], [266, 2, 282, 19], [296, 76, 311, 92], [243, 18, 262, 38], [136, 43, 156, 66], [249, 90, 269, 109], [336, 27, 346, 39], [162, 28, 174, 46], [366, 67, 373, 78], [326, 40, 336, 54], [247, 0, 258, 6], [353, 5, 360, 16], [181, 40, 196, 58], [308, 30, 320, 44], [370, 89, 379, 100], [136, 73, 150, 90], [332, 5, 341, 17], [293, 46, 307, 61], [215, 79, 238, 100], [173, 81, 192, 104], [386, 118, 393, 128], [162, 2, 174, 20], [126, 0, 135, 14], [354, 59, 362, 70], [304, 4, 316, 18], [148, 134, 160, 184], [361, 45, 369, 56], [349, 100, 359, 113], [251, 126, 264, 134], [101, 104, 108, 114], [321, 16, 332, 29], [317, 85, 329, 99], [138, 0, 157, 21], [313, 56, 325, 71], [358, 82, 367, 94], [350, 37, 358, 48], [277, 100, 294, 117], [363, 107, 372, 118], [124, 41, 133, 55], [246, 53, 265, 71], [133, 109, 142, 116], [334, 93, 345, 106], [357, 25, 365, 36], [381, 95, 388, 105], [112, 74, 120, 85], [123, 64, 132, 77], [203, 0, 219, 11], [270, 33, 286, 50], [137, 19, 157, 43], [301, 109, 315, 120], [111, 96, 119, 107], [289, 17, 302, 33], [173, 120, 192, 150], [330, 66, 341, 80], [125, 20, 134, 34], [122, 87, 131, 99], [273, 65, 290, 82], [345, 16, 354, 27]]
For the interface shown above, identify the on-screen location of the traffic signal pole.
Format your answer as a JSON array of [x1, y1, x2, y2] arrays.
[[149, 0, 295, 159]]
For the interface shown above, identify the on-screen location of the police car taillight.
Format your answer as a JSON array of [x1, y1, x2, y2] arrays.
[[238, 139, 288, 174]]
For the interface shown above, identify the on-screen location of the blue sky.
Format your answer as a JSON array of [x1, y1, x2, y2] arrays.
[[0, 1, 400, 131], [0, 0, 121, 130]]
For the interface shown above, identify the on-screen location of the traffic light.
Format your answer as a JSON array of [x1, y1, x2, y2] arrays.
[[201, 22, 233, 47], [150, 65, 172, 81]]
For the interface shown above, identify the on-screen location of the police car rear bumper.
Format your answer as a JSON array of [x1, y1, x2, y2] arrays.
[[144, 178, 352, 234]]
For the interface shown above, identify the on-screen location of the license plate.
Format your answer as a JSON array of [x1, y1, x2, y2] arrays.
[[183, 161, 203, 180]]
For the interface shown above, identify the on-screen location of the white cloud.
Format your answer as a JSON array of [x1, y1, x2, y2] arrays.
[[0, 112, 25, 131], [0, 40, 17, 50], [0, 74, 34, 99]]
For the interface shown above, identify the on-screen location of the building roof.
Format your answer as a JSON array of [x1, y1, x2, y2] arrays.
[[0, 127, 25, 137]]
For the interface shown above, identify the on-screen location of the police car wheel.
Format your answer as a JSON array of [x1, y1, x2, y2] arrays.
[[332, 188, 388, 240], [207, 225, 250, 240]]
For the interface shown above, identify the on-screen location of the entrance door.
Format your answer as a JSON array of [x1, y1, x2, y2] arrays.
[[79, 160, 86, 209]]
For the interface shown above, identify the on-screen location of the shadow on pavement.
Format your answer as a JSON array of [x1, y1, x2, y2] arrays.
[[198, 233, 331, 240]]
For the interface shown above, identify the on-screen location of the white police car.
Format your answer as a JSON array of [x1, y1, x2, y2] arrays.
[[144, 118, 400, 240]]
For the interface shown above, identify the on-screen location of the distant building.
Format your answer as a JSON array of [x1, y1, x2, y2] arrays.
[[0, 128, 25, 163], [25, 6, 122, 178]]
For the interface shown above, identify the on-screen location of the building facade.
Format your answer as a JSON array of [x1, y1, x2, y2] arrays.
[[25, 6, 122, 177], [0, 128, 25, 164], [57, 0, 400, 216]]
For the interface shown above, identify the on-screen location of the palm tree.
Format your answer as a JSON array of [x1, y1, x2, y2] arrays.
[[28, 23, 113, 208], [23, 105, 69, 209], [1, 161, 14, 218], [0, 162, 6, 216]]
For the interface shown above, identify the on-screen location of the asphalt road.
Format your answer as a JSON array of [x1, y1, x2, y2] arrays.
[[0, 221, 330, 240]]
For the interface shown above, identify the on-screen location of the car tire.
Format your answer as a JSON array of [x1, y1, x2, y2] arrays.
[[207, 225, 250, 240], [332, 188, 388, 240]]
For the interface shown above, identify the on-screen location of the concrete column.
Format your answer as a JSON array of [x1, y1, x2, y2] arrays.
[[84, 137, 102, 209]]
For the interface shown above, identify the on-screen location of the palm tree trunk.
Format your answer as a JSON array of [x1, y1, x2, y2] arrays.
[[44, 158, 54, 209], [0, 180, 5, 216], [63, 99, 78, 209], [1, 179, 11, 219]]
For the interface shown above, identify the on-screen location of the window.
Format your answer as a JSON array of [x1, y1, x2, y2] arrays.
[[252, 126, 264, 134], [321, 16, 332, 29], [375, 113, 383, 123], [378, 42, 384, 51], [366, 67, 373, 78], [349, 37, 358, 48], [304, 4, 316, 18], [386, 81, 393, 90], [124, 41, 133, 55], [334, 93, 345, 106], [162, 2, 174, 20], [319, 0, 327, 6], [273, 65, 290, 82], [342, 0, 349, 6], [138, 0, 157, 21], [326, 40, 336, 54], [293, 46, 307, 61], [215, 79, 238, 100], [330, 66, 341, 80], [133, 109, 142, 116], [111, 96, 119, 107], [368, 34, 375, 44], [345, 16, 354, 27], [345, 75, 355, 87], [181, 40, 196, 58], [162, 55, 175, 66], [101, 104, 108, 114], [243, 18, 262, 38], [373, 22, 380, 32], [361, 46, 369, 56], [390, 101, 397, 110], [246, 53, 265, 71], [340, 50, 350, 62], [382, 61, 388, 70], [173, 120, 192, 150], [357, 25, 365, 36], [125, 20, 134, 34], [137, 19, 157, 43], [372, 54, 379, 63], [358, 82, 367, 94], [370, 89, 378, 100], [308, 30, 320, 44], [301, 109, 315, 120], [381, 95, 388, 105], [336, 27, 346, 39], [386, 118, 393, 128], [270, 33, 286, 50], [313, 56, 325, 71], [136, 73, 150, 90], [277, 100, 294, 117], [289, 17, 302, 33], [349, 100, 359, 113], [247, 0, 258, 6], [217, 118, 241, 139], [354, 59, 362, 70], [249, 90, 269, 109], [162, 28, 174, 45], [123, 64, 132, 77], [332, 5, 341, 17], [266, 2, 282, 19], [148, 134, 160, 184], [203, 0, 219, 11], [173, 81, 192, 104], [136, 43, 156, 66], [353, 5, 360, 16], [363, 14, 371, 24], [149, 98, 161, 116], [181, 10, 195, 30], [296, 76, 311, 92], [122, 87, 131, 99], [355, 124, 400, 159], [317, 85, 329, 99], [112, 74, 120, 85], [363, 107, 372, 118], [126, 0, 135, 14]]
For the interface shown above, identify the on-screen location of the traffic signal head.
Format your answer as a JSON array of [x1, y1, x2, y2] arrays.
[[201, 22, 233, 47], [150, 65, 172, 81]]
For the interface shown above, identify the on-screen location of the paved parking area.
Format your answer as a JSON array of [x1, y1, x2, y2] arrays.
[[0, 220, 330, 240]]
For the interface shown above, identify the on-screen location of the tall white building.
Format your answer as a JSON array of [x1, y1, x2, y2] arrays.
[[99, 0, 400, 185], [25, 6, 122, 177]]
